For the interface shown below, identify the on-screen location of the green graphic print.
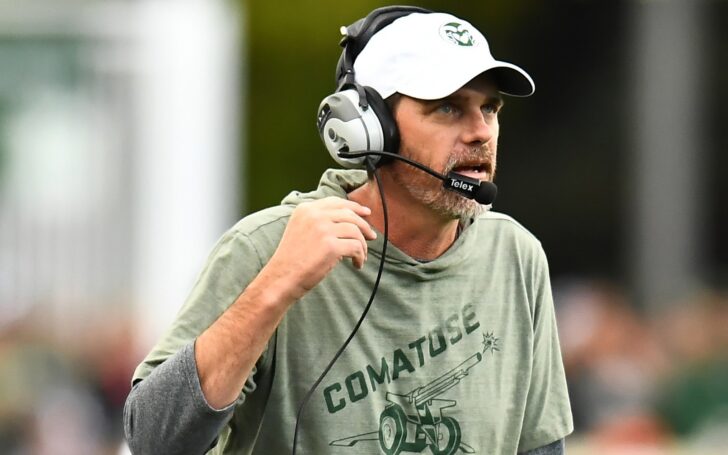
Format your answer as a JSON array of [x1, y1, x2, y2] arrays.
[[329, 332, 500, 454], [440, 22, 476, 47]]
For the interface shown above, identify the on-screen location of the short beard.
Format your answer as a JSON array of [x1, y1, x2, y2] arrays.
[[407, 181, 486, 220], [391, 148, 493, 221]]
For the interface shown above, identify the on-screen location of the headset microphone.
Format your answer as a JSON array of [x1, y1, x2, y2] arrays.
[[338, 150, 498, 205], [443, 172, 497, 205]]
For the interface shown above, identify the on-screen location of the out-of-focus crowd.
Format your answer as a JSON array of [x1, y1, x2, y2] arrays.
[[557, 281, 728, 454], [0, 310, 136, 455], [1, 283, 727, 454]]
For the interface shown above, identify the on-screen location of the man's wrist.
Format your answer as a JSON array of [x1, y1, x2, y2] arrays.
[[251, 256, 312, 307]]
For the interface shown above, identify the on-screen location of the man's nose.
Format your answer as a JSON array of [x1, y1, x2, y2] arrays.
[[462, 110, 494, 145]]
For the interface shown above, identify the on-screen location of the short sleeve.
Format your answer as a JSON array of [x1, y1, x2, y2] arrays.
[[517, 246, 574, 451]]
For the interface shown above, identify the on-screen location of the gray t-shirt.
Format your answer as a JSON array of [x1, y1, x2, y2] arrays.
[[129, 169, 573, 454]]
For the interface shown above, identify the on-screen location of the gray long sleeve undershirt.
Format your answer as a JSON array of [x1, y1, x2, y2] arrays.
[[123, 343, 565, 454], [123, 342, 235, 455]]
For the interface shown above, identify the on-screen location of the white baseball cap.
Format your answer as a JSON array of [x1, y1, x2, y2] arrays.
[[353, 12, 535, 100]]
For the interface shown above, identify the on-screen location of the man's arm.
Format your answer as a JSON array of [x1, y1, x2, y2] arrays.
[[517, 244, 573, 451], [194, 197, 376, 408], [124, 343, 235, 455], [124, 197, 376, 451]]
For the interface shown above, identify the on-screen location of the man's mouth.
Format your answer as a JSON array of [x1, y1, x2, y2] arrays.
[[450, 162, 490, 180]]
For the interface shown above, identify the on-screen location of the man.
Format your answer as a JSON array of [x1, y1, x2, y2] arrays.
[[124, 6, 573, 454]]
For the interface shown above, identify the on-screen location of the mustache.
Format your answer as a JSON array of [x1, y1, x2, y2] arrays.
[[443, 146, 495, 175]]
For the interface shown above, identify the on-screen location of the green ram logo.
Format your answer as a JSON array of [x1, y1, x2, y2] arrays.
[[440, 22, 476, 47]]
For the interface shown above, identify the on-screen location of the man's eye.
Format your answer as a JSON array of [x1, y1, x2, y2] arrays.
[[483, 104, 500, 115], [437, 103, 455, 114]]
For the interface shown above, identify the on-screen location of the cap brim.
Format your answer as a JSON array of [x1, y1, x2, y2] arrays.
[[394, 59, 534, 100], [488, 62, 535, 97]]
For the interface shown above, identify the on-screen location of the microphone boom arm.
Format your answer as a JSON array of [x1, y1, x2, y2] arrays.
[[337, 150, 498, 205], [338, 150, 445, 180]]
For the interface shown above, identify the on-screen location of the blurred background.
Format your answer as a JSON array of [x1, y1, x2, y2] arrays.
[[0, 0, 726, 454]]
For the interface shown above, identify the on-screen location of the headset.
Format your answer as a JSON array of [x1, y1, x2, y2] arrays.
[[315, 5, 432, 168]]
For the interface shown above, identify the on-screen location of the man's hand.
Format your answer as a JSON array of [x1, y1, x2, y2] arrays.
[[261, 197, 377, 302]]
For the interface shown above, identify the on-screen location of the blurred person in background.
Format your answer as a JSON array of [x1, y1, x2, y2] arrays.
[[0, 312, 123, 455], [124, 6, 572, 454], [555, 281, 672, 450], [556, 281, 728, 452], [654, 292, 728, 449]]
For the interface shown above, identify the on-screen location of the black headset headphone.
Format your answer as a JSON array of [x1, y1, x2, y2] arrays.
[[316, 5, 432, 168]]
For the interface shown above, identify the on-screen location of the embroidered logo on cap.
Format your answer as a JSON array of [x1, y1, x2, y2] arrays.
[[439, 22, 476, 46]]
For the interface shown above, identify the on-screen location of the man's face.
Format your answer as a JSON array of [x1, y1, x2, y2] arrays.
[[388, 74, 502, 220]]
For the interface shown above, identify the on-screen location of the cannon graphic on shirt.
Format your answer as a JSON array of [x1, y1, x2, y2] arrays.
[[330, 351, 483, 454], [378, 352, 481, 455]]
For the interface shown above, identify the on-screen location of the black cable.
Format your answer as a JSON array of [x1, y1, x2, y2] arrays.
[[341, 150, 445, 180], [291, 158, 390, 454]]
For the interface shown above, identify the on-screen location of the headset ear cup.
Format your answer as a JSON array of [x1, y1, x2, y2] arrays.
[[316, 89, 385, 168], [362, 86, 399, 159]]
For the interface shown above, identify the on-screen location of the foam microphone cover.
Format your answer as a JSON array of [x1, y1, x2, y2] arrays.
[[474, 181, 497, 205]]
